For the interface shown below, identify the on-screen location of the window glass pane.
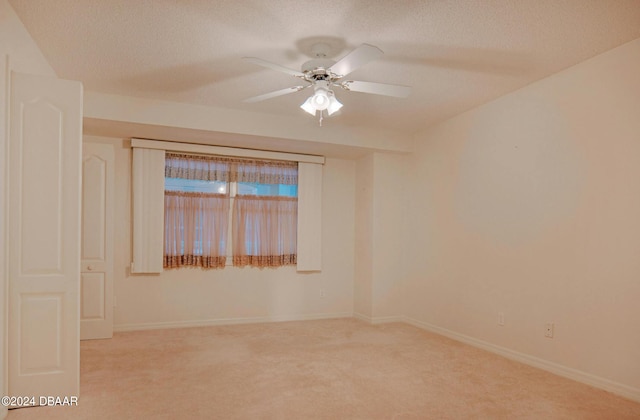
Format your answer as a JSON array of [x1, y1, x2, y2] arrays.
[[165, 177, 228, 194], [237, 182, 297, 197]]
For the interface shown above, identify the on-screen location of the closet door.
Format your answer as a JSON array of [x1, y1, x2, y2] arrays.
[[81, 142, 114, 340], [8, 72, 82, 399]]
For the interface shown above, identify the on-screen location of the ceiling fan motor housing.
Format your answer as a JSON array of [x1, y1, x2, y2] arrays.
[[301, 58, 337, 82]]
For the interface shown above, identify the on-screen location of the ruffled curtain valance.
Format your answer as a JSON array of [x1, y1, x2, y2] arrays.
[[165, 153, 298, 185]]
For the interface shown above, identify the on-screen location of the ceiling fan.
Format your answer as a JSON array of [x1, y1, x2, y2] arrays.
[[242, 43, 411, 125]]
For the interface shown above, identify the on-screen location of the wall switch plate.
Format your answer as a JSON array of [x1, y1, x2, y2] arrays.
[[545, 322, 554, 338], [498, 312, 505, 326], [320, 289, 326, 298]]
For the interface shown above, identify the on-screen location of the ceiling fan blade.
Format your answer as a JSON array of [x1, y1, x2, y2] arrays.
[[243, 86, 307, 103], [329, 44, 384, 77], [242, 57, 304, 77], [341, 80, 411, 98]]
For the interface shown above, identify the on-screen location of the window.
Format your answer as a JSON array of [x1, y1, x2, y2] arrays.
[[163, 153, 298, 269], [130, 139, 323, 274]]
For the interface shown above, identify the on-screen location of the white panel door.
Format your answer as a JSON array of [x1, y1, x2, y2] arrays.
[[8, 71, 82, 399], [81, 142, 114, 340]]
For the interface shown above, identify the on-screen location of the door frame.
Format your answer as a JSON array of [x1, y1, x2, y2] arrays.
[[1, 54, 10, 419]]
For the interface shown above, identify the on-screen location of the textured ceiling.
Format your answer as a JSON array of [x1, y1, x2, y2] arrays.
[[9, 0, 640, 135]]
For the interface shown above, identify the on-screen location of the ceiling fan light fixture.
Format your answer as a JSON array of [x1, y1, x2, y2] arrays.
[[300, 97, 317, 115], [311, 87, 330, 110], [303, 80, 342, 117], [327, 94, 343, 116]]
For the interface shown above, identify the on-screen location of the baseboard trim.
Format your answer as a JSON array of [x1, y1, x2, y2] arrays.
[[403, 316, 640, 403], [353, 313, 404, 325], [114, 312, 353, 332], [352, 312, 372, 323]]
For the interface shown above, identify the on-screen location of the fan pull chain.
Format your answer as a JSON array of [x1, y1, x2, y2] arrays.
[[318, 110, 324, 126]]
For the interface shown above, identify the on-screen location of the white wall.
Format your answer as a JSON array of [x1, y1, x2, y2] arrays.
[[84, 91, 412, 157], [84, 136, 355, 330], [354, 155, 374, 318], [371, 153, 407, 319], [0, 0, 56, 76], [405, 38, 640, 396], [354, 153, 408, 322]]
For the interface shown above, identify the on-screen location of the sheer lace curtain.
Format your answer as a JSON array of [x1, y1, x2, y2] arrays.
[[232, 160, 298, 268], [163, 153, 298, 269], [164, 153, 229, 269], [232, 196, 297, 267], [164, 191, 229, 269]]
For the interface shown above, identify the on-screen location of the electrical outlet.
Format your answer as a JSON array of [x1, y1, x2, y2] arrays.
[[545, 322, 554, 338], [498, 312, 505, 326], [320, 289, 326, 298]]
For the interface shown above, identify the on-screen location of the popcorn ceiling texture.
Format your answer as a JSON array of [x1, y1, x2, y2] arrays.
[[8, 319, 640, 419], [8, 0, 640, 134]]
